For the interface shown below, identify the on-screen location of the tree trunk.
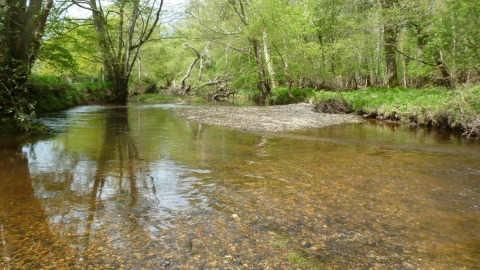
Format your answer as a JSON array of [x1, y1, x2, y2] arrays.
[[252, 38, 271, 103], [87, 0, 164, 103], [0, 0, 53, 130], [1, 0, 52, 73], [262, 30, 277, 88], [434, 51, 452, 88], [181, 44, 202, 94], [380, 0, 399, 88], [285, 71, 299, 103], [383, 24, 398, 88]]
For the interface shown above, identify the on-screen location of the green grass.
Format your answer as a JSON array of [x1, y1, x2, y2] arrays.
[[288, 252, 311, 266], [270, 87, 316, 105], [268, 235, 289, 248], [312, 86, 480, 130], [234, 88, 258, 101]]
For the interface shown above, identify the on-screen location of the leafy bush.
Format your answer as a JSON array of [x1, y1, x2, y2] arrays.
[[129, 77, 158, 95], [270, 87, 316, 105], [73, 82, 112, 103], [0, 72, 34, 132], [26, 75, 81, 112]]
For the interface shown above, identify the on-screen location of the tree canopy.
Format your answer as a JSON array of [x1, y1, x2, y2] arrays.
[[1, 0, 480, 130]]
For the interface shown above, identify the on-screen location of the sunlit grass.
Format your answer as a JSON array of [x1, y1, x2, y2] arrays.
[[312, 86, 480, 130], [271, 87, 316, 105]]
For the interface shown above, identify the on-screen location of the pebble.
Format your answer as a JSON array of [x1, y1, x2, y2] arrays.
[[171, 103, 363, 133]]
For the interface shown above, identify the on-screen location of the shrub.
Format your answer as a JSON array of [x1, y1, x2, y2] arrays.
[[270, 87, 316, 105], [26, 75, 81, 113], [129, 77, 158, 95]]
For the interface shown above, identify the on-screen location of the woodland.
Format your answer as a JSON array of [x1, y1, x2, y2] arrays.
[[0, 0, 479, 134]]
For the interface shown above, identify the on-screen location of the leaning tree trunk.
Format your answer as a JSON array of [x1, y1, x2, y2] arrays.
[[434, 51, 452, 89], [1, 0, 53, 75]]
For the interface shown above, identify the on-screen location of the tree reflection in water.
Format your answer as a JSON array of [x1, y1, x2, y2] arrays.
[[2, 104, 479, 269], [6, 106, 206, 268]]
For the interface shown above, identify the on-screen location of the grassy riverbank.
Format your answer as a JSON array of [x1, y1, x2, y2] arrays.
[[311, 86, 480, 136], [141, 85, 480, 136], [27, 76, 113, 113], [235, 85, 479, 136], [0, 76, 113, 134], [2, 74, 479, 137]]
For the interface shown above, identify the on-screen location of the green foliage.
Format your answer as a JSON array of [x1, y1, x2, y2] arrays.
[[130, 93, 203, 104], [72, 82, 113, 103], [26, 75, 81, 113], [313, 86, 480, 130], [129, 77, 158, 95], [234, 88, 257, 100], [33, 10, 87, 77], [270, 87, 316, 105], [0, 71, 35, 132]]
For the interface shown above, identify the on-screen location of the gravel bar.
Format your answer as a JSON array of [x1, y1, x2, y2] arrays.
[[171, 103, 363, 132]]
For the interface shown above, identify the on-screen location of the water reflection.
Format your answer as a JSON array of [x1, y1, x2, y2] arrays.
[[2, 106, 210, 268], [1, 104, 479, 269], [0, 139, 70, 268]]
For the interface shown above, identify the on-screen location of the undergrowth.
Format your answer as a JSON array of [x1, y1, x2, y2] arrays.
[[129, 93, 203, 103], [27, 76, 114, 113], [270, 87, 316, 105]]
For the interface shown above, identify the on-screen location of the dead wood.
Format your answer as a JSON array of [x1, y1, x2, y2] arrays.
[[313, 98, 351, 114]]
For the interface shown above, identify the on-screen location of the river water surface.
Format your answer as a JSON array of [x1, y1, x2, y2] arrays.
[[1, 103, 479, 269]]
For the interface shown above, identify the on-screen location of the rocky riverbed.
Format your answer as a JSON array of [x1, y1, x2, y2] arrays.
[[171, 103, 363, 132]]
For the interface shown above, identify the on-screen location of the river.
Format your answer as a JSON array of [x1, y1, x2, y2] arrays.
[[1, 103, 479, 269]]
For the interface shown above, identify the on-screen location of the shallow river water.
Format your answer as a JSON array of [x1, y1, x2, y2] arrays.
[[1, 103, 479, 269]]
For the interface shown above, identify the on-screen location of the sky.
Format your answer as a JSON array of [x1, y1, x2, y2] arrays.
[[67, 0, 187, 19]]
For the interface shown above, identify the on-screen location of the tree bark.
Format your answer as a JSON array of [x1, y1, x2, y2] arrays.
[[434, 51, 452, 88], [1, 0, 52, 72], [380, 0, 399, 88], [86, 0, 164, 102], [252, 38, 271, 103], [262, 30, 277, 88], [0, 0, 53, 130]]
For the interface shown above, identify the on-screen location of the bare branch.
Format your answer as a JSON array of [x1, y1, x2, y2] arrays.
[[228, 0, 249, 26], [392, 45, 437, 66]]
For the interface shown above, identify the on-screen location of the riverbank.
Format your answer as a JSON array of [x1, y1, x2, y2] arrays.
[[311, 86, 480, 137], [171, 103, 363, 132]]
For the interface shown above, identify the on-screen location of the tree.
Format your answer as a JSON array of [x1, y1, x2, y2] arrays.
[[72, 0, 164, 102], [0, 0, 53, 129], [380, 0, 399, 88]]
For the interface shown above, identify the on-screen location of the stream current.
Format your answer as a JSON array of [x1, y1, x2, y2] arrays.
[[0, 103, 479, 269]]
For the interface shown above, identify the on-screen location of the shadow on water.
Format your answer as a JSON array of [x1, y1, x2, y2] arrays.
[[1, 104, 479, 269]]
